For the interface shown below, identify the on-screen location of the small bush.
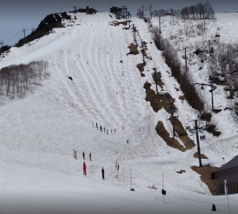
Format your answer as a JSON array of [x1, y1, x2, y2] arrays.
[[205, 124, 221, 136], [194, 48, 203, 55], [200, 112, 211, 122]]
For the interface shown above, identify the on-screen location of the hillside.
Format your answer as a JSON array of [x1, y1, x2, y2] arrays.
[[0, 11, 238, 214]]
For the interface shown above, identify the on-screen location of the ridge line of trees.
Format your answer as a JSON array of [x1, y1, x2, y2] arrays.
[[180, 1, 215, 20], [137, 1, 215, 20]]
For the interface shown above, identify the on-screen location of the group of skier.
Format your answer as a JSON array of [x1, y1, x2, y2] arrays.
[[92, 122, 118, 135], [73, 149, 105, 180], [92, 122, 126, 134]]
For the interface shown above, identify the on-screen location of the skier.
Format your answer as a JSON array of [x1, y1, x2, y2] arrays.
[[104, 127, 105, 132], [83, 161, 87, 175], [111, 129, 113, 134], [114, 128, 116, 133], [106, 129, 108, 135], [82, 151, 85, 160], [101, 167, 105, 180], [100, 125, 102, 132], [73, 149, 77, 160], [96, 123, 98, 130], [89, 152, 92, 161], [115, 161, 119, 171]]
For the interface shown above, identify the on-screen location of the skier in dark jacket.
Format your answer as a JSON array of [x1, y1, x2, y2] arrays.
[[82, 151, 85, 160], [101, 167, 105, 180]]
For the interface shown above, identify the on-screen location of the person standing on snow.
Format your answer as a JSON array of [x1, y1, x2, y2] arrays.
[[96, 123, 98, 130], [82, 151, 85, 160], [89, 152, 92, 161], [101, 167, 105, 180], [83, 161, 87, 175], [73, 149, 77, 160]]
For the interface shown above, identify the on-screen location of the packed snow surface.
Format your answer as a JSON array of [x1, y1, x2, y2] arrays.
[[0, 12, 238, 214]]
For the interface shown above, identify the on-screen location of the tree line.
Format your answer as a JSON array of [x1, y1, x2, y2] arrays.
[[0, 61, 48, 98], [137, 1, 215, 20], [180, 1, 215, 20]]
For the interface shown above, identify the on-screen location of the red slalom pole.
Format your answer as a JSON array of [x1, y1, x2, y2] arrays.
[[162, 173, 165, 203]]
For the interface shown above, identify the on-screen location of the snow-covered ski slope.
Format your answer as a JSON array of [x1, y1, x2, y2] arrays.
[[0, 12, 238, 214]]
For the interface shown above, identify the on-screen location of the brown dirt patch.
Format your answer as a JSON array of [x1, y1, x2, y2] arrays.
[[156, 121, 186, 152], [141, 49, 147, 58], [169, 116, 195, 150], [137, 63, 146, 77], [180, 136, 195, 150], [193, 152, 208, 159], [153, 71, 164, 89], [204, 124, 221, 137], [127, 44, 139, 55], [170, 117, 187, 137], [144, 82, 194, 151], [191, 166, 217, 195], [144, 82, 163, 112]]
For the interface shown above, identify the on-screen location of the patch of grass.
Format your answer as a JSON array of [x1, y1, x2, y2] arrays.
[[155, 121, 186, 152], [191, 166, 217, 195], [127, 43, 139, 55]]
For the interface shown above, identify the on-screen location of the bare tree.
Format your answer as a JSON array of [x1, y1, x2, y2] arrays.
[[0, 61, 48, 98]]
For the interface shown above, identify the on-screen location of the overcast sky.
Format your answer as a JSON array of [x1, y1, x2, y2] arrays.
[[0, 0, 237, 46]]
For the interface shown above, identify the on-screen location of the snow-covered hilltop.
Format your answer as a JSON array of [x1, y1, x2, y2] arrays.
[[0, 11, 238, 214]]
